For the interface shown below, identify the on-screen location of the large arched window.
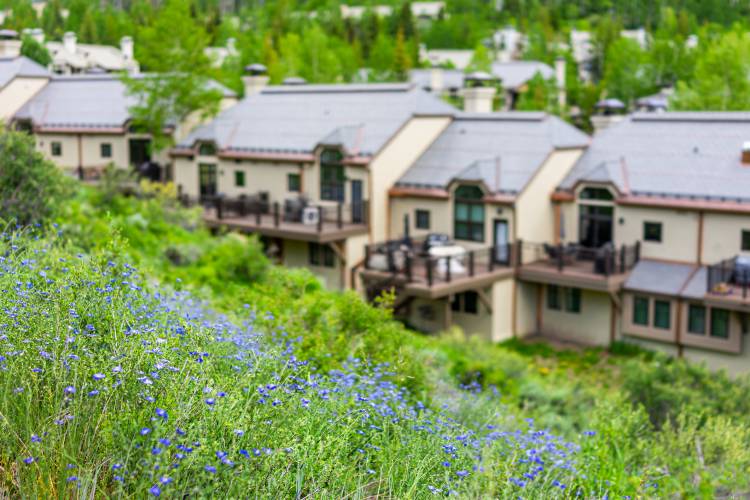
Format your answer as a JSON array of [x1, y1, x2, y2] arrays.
[[454, 185, 485, 242], [320, 149, 345, 202]]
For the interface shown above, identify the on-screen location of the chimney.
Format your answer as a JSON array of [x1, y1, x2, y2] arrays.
[[242, 63, 269, 96], [120, 36, 134, 61], [32, 28, 44, 45], [591, 98, 626, 134], [461, 72, 497, 113], [555, 56, 566, 109], [63, 32, 77, 54], [0, 29, 20, 58], [429, 66, 443, 92], [742, 142, 750, 164], [226, 37, 237, 55]]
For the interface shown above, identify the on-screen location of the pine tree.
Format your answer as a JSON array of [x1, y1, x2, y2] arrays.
[[78, 8, 100, 43], [393, 28, 412, 81]]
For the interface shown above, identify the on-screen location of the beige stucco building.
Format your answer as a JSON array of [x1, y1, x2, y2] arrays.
[[0, 56, 50, 121]]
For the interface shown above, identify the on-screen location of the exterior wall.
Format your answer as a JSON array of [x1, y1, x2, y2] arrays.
[[282, 239, 342, 290], [702, 212, 750, 264], [370, 116, 452, 242], [216, 159, 305, 202], [173, 156, 199, 195], [0, 76, 48, 120], [515, 149, 583, 258], [406, 297, 448, 333], [453, 290, 493, 341], [683, 341, 750, 377], [621, 292, 678, 344], [491, 279, 515, 342], [174, 96, 238, 143], [35, 132, 163, 172], [345, 234, 368, 289], [539, 287, 612, 345], [514, 280, 538, 337], [615, 206, 700, 263]]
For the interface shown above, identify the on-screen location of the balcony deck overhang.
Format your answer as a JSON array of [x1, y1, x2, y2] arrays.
[[361, 266, 514, 299], [203, 211, 368, 243], [518, 260, 629, 293]]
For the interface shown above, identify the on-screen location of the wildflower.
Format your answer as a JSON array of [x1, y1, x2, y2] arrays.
[[140, 428, 151, 436], [23, 457, 35, 465], [175, 428, 186, 436], [64, 386, 76, 395], [67, 476, 78, 482], [88, 390, 100, 397], [92, 373, 105, 381], [204, 465, 216, 474], [155, 408, 168, 420], [456, 470, 469, 478], [204, 398, 215, 406], [149, 485, 161, 497], [31, 434, 41, 443]]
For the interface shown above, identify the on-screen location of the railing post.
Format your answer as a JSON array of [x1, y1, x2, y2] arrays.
[[255, 202, 261, 225], [405, 254, 412, 282], [427, 258, 433, 287], [337, 203, 343, 229], [557, 243, 563, 272], [489, 247, 495, 271], [239, 197, 247, 217], [364, 245, 371, 270], [317, 206, 323, 233], [387, 248, 395, 273], [445, 256, 451, 283], [604, 248, 611, 276], [273, 202, 280, 227], [516, 239, 523, 267], [469, 250, 475, 276], [635, 241, 641, 263], [744, 270, 747, 299], [620, 244, 626, 273]]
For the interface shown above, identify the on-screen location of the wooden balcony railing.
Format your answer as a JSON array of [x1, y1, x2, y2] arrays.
[[523, 241, 640, 276], [707, 257, 750, 300], [363, 239, 519, 288]]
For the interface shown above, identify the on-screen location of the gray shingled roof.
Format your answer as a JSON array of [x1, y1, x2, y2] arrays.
[[14, 74, 236, 130], [559, 113, 750, 203], [177, 83, 455, 156], [396, 112, 589, 194], [0, 56, 49, 88], [624, 260, 697, 296], [410, 61, 555, 92]]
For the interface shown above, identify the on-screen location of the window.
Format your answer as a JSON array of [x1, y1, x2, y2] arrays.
[[51, 142, 62, 156], [687, 304, 706, 335], [654, 300, 671, 329], [308, 243, 335, 268], [454, 185, 484, 242], [547, 285, 560, 310], [288, 173, 301, 192], [579, 187, 614, 201], [644, 222, 663, 243], [100, 143, 112, 158], [710, 308, 730, 339], [564, 287, 581, 313], [742, 230, 750, 251], [320, 149, 344, 201], [633, 296, 649, 326], [234, 170, 245, 187], [451, 291, 479, 314], [198, 142, 216, 156], [415, 210, 430, 230]]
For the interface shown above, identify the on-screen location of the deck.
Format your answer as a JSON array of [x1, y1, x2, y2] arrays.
[[518, 258, 629, 292]]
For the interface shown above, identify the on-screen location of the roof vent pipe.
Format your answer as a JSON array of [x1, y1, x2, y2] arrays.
[[742, 142, 750, 164], [461, 72, 497, 113], [242, 63, 269, 97]]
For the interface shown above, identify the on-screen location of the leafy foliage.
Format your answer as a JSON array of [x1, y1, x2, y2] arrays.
[[20, 35, 51, 66]]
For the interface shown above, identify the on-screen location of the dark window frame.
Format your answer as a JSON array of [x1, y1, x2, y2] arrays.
[[633, 295, 649, 326], [653, 299, 671, 330], [547, 285, 561, 310], [742, 230, 750, 251], [687, 304, 706, 335], [564, 287, 581, 313], [579, 187, 614, 201], [308, 243, 335, 268], [198, 142, 217, 156], [710, 308, 730, 339], [51, 141, 62, 157], [100, 143, 112, 158], [454, 185, 485, 242], [415, 209, 430, 230], [234, 170, 245, 187], [288, 173, 301, 192], [644, 221, 663, 243], [452, 291, 479, 315], [320, 149, 345, 202]]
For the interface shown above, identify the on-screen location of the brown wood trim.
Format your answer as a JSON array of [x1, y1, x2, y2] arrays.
[[697, 211, 704, 265], [617, 195, 750, 215], [609, 297, 616, 344], [483, 194, 516, 205], [536, 284, 543, 333], [553, 203, 561, 244], [77, 134, 83, 170], [219, 150, 316, 162], [444, 297, 452, 332], [38, 126, 125, 135], [675, 299, 684, 357], [476, 288, 493, 314], [511, 279, 518, 338], [551, 191, 575, 202], [389, 186, 450, 199]]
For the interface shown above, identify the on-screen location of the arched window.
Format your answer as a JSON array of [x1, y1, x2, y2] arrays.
[[454, 185, 485, 242], [320, 149, 344, 202], [579, 187, 614, 201]]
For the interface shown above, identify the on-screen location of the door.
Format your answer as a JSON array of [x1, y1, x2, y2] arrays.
[[129, 138, 151, 168], [579, 204, 613, 248], [351, 179, 364, 223], [493, 219, 509, 264], [199, 163, 217, 202]]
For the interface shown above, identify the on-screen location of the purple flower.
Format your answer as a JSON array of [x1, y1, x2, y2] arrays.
[[30, 434, 41, 443], [140, 427, 151, 436], [92, 373, 105, 381], [204, 465, 216, 474], [23, 457, 35, 465], [155, 408, 168, 420], [67, 476, 78, 482], [64, 386, 76, 395], [149, 485, 161, 497], [456, 470, 470, 478], [204, 398, 215, 406]]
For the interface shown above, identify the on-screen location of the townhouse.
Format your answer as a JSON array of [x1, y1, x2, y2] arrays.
[[13, 73, 236, 180], [171, 76, 455, 290], [0, 56, 49, 120]]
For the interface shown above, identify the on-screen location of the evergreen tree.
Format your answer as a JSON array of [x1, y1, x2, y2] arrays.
[[78, 8, 99, 43], [41, 0, 65, 40], [467, 42, 492, 73], [20, 35, 51, 66], [393, 28, 412, 81]]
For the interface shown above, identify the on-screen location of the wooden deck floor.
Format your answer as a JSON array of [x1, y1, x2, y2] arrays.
[[518, 259, 629, 292]]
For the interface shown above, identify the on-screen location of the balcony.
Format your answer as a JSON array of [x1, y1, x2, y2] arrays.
[[518, 242, 641, 292], [361, 238, 517, 299], [706, 256, 750, 305], [184, 195, 369, 243]]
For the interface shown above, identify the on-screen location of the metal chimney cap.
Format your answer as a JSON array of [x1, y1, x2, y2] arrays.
[[282, 76, 307, 85], [244, 63, 267, 76]]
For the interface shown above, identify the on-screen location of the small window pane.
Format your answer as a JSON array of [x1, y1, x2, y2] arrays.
[[308, 243, 320, 266], [455, 185, 483, 200], [451, 295, 460, 312], [687, 304, 706, 335], [199, 143, 216, 156], [288, 173, 301, 192], [565, 288, 581, 313], [234, 171, 245, 187], [471, 225, 484, 242], [463, 292, 478, 314], [100, 143, 112, 158], [415, 210, 430, 230], [470, 204, 484, 222], [742, 230, 750, 251], [51, 142, 62, 156], [644, 222, 662, 243], [633, 296, 649, 325], [654, 300, 671, 329], [710, 309, 730, 339], [455, 204, 468, 220], [547, 285, 560, 310], [323, 246, 335, 267], [454, 222, 469, 240], [580, 187, 614, 201]]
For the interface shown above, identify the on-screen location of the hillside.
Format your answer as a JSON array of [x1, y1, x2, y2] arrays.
[[0, 180, 747, 497]]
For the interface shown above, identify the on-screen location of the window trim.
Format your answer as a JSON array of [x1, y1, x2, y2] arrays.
[[100, 142, 112, 158], [547, 285, 561, 310], [564, 287, 581, 313], [653, 299, 671, 330], [308, 242, 335, 268], [742, 229, 750, 251], [415, 209, 430, 230], [687, 304, 706, 335], [643, 221, 663, 243], [234, 170, 246, 187], [710, 308, 730, 339], [453, 185, 485, 242], [51, 141, 62, 157], [320, 149, 345, 202], [288, 173, 301, 193], [633, 295, 649, 326], [452, 291, 479, 315]]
